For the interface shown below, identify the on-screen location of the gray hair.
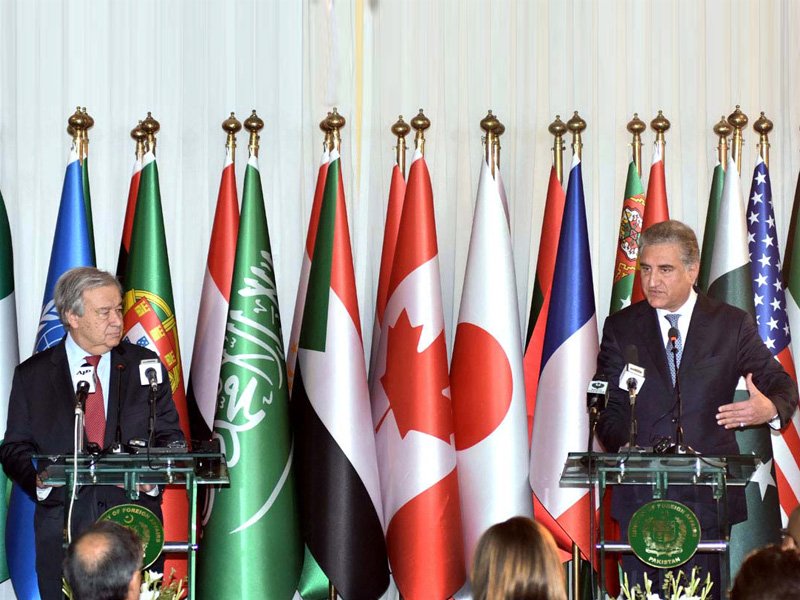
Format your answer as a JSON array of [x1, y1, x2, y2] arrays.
[[54, 267, 122, 327], [638, 220, 700, 268]]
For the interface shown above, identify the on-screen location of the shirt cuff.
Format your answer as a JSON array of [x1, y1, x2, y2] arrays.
[[768, 413, 781, 430], [36, 486, 53, 501]]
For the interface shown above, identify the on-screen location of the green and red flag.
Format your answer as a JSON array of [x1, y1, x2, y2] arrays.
[[197, 151, 302, 599], [523, 166, 566, 437], [609, 161, 645, 314], [631, 143, 670, 304], [116, 155, 143, 285], [120, 150, 190, 580]]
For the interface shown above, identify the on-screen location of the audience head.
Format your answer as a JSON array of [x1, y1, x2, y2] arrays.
[[471, 516, 567, 600], [730, 543, 800, 600], [63, 520, 143, 600], [783, 505, 800, 551]]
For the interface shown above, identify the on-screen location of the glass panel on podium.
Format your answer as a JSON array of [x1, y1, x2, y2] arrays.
[[560, 452, 760, 597]]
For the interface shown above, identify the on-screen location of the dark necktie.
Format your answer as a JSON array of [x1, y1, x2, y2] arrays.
[[665, 313, 683, 385], [84, 355, 106, 446]]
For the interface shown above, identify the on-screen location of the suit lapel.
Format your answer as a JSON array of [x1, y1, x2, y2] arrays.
[[637, 304, 673, 389], [50, 341, 77, 413], [681, 293, 713, 368], [104, 346, 129, 448]]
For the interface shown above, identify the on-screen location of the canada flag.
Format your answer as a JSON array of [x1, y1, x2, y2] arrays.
[[370, 149, 465, 599]]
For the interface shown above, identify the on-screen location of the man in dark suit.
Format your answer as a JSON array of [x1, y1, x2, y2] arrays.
[[0, 267, 184, 599], [596, 220, 798, 585]]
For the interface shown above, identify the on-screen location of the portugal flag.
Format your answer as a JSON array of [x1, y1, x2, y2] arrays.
[[120, 150, 190, 580]]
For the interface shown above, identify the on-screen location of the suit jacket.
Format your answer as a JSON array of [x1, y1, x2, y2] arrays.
[[0, 339, 184, 597], [596, 293, 798, 526]]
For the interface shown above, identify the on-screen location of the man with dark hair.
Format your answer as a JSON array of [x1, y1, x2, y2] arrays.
[[0, 267, 184, 599], [730, 544, 800, 600], [63, 521, 143, 600], [596, 220, 798, 584]]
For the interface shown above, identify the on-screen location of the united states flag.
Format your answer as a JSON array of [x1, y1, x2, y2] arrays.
[[747, 156, 800, 522]]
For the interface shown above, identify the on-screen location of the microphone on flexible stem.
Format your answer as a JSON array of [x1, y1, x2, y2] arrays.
[[663, 327, 696, 455], [586, 373, 609, 453], [618, 345, 646, 450], [74, 363, 96, 454], [139, 358, 163, 447], [111, 363, 127, 453]]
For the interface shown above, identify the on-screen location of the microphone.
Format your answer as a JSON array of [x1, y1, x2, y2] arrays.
[[586, 374, 609, 415], [75, 362, 96, 408], [618, 345, 646, 396], [138, 358, 162, 394], [112, 363, 127, 453], [668, 327, 679, 348]]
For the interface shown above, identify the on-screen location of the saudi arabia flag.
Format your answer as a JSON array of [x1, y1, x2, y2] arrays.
[[197, 153, 302, 599]]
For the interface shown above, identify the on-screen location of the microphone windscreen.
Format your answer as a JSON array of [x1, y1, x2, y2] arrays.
[[668, 327, 680, 342], [624, 344, 639, 365]]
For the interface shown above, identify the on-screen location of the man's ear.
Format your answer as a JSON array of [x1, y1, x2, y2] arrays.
[[65, 310, 80, 331]]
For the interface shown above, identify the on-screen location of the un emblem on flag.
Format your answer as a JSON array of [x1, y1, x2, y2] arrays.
[[35, 301, 65, 352]]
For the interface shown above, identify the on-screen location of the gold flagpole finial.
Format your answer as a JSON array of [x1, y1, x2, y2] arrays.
[[727, 105, 748, 174], [244, 110, 264, 157], [326, 107, 346, 153], [391, 115, 410, 177], [130, 121, 147, 161], [480, 110, 500, 175], [548, 115, 567, 184], [567, 111, 586, 161], [650, 110, 670, 166], [141, 112, 160, 155], [67, 106, 85, 148], [222, 112, 242, 158], [80, 107, 93, 163], [320, 112, 334, 152], [410, 109, 430, 156], [753, 112, 773, 169], [627, 113, 646, 178], [712, 116, 732, 168], [492, 119, 505, 173]]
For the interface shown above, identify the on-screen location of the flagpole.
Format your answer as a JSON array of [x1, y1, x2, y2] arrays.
[[141, 112, 160, 156], [492, 120, 505, 173], [131, 121, 147, 161], [753, 112, 773, 168], [480, 110, 500, 175], [320, 111, 334, 152], [714, 116, 732, 168], [222, 112, 242, 160], [728, 105, 749, 174], [549, 115, 567, 184], [391, 116, 410, 177], [651, 110, 671, 167], [244, 110, 264, 157], [327, 107, 346, 153], [411, 108, 430, 155], [567, 111, 586, 160], [627, 113, 646, 178]]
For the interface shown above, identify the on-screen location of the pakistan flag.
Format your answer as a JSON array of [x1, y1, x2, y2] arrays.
[[197, 152, 302, 599]]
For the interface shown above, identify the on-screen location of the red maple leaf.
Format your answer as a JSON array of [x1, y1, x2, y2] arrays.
[[381, 309, 453, 443]]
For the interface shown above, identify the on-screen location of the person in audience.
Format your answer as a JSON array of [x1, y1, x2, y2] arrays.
[[471, 516, 567, 600], [63, 520, 143, 600], [782, 505, 800, 551], [730, 543, 800, 599]]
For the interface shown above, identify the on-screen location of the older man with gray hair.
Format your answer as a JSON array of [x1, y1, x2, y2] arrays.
[[0, 267, 184, 600]]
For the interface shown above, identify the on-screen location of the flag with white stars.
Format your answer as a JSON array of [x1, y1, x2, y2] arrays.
[[747, 155, 800, 525]]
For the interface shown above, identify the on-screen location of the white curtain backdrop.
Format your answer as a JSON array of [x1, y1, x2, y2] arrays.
[[1, 0, 799, 597]]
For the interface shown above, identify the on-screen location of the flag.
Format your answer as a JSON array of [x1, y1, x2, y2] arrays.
[[698, 159, 725, 293], [120, 150, 190, 580], [287, 149, 329, 391], [782, 168, 800, 522], [81, 154, 96, 265], [450, 158, 533, 570], [0, 190, 19, 585], [609, 161, 645, 314], [291, 150, 389, 598], [708, 157, 782, 574], [197, 152, 302, 599], [115, 155, 143, 285], [7, 147, 94, 599], [369, 162, 406, 380], [746, 157, 800, 522], [530, 154, 598, 560], [523, 167, 566, 436], [631, 143, 669, 304], [370, 149, 465, 599], [186, 147, 239, 441]]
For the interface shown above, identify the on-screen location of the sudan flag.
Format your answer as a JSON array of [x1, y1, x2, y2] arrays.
[[291, 150, 389, 598], [197, 151, 302, 599], [120, 150, 190, 580]]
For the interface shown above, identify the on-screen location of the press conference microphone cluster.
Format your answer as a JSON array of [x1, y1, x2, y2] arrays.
[[73, 362, 96, 455], [586, 373, 608, 454], [139, 358, 163, 447], [664, 327, 695, 454], [619, 345, 646, 450]]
